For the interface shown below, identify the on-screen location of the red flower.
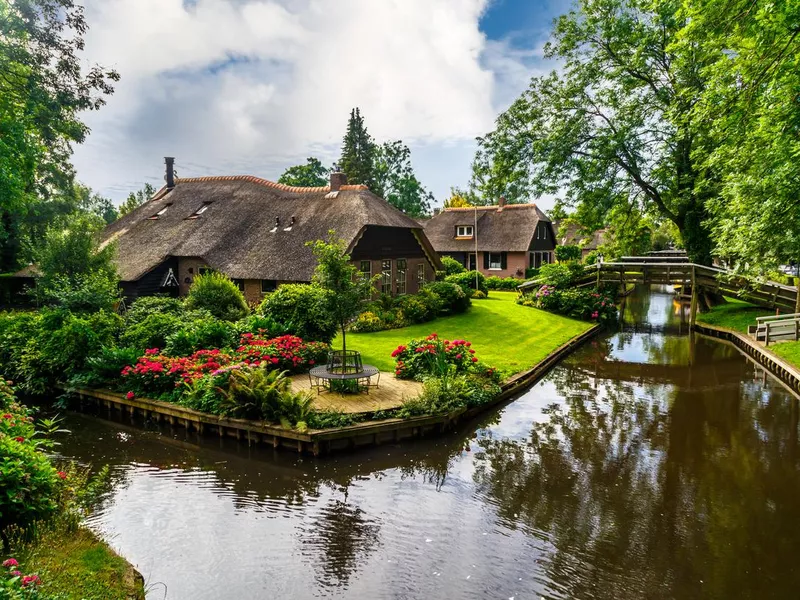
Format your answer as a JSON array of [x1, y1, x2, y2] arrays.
[[471, 357, 478, 363], [2, 558, 18, 568], [456, 354, 462, 359], [57, 471, 67, 480], [14, 436, 24, 443], [126, 391, 135, 400], [21, 574, 40, 587], [2, 413, 12, 419]]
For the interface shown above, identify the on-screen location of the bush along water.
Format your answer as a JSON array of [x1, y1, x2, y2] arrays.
[[518, 284, 617, 325]]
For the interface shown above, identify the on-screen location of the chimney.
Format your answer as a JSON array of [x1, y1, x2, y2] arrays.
[[165, 157, 175, 189], [498, 195, 507, 208], [433, 208, 441, 216], [329, 171, 347, 192]]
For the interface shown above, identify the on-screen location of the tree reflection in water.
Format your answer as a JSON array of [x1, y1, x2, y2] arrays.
[[474, 357, 800, 599]]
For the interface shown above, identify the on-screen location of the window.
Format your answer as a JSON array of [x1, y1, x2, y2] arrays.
[[360, 261, 372, 298], [488, 253, 503, 270], [542, 224, 547, 239], [232, 278, 245, 292], [456, 225, 474, 238], [189, 202, 212, 218], [396, 259, 407, 295], [261, 280, 277, 294], [198, 267, 212, 276], [149, 203, 171, 219], [381, 260, 392, 295], [417, 263, 426, 288]]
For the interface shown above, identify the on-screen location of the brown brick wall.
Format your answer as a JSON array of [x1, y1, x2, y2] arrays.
[[177, 257, 210, 296], [356, 257, 434, 298]]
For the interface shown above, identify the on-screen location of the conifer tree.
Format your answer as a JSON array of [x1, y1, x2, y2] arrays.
[[338, 108, 381, 194]]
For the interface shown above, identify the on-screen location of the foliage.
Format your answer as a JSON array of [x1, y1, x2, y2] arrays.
[[424, 282, 471, 315], [555, 245, 581, 263], [68, 347, 139, 389], [338, 107, 380, 192], [235, 334, 328, 373], [307, 232, 376, 355], [185, 272, 249, 322], [352, 287, 443, 333], [485, 276, 520, 291], [233, 314, 284, 338], [521, 286, 617, 325], [31, 214, 119, 312], [472, 290, 487, 299], [0, 0, 119, 273], [350, 311, 384, 333], [216, 367, 313, 428], [444, 186, 483, 207], [444, 270, 488, 296], [277, 158, 330, 188], [373, 141, 434, 217], [397, 370, 502, 418], [258, 284, 337, 343], [123, 295, 185, 328], [391, 334, 493, 381], [537, 263, 586, 288], [584, 251, 599, 266], [119, 312, 183, 353], [470, 0, 723, 263], [117, 183, 156, 217], [440, 256, 466, 276], [695, 297, 771, 334], [164, 318, 237, 357], [306, 410, 356, 430]]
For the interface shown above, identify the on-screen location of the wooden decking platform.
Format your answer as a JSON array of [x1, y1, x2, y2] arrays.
[[289, 373, 422, 414]]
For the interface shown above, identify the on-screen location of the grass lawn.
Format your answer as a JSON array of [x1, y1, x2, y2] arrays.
[[696, 296, 773, 333], [13, 527, 144, 599], [335, 291, 592, 377], [771, 341, 800, 370]]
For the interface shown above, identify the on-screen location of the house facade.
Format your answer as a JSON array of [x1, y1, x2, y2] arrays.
[[102, 159, 441, 304], [422, 199, 556, 278], [553, 221, 608, 260]]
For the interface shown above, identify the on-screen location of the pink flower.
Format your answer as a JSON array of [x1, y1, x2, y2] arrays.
[[126, 391, 135, 400], [21, 574, 40, 587], [591, 311, 599, 319], [57, 471, 67, 480], [3, 558, 19, 568], [456, 354, 462, 359]]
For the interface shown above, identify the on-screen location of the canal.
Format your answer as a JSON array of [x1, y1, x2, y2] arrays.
[[57, 288, 800, 599]]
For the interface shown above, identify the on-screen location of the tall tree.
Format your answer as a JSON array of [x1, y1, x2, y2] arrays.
[[0, 0, 119, 271], [374, 141, 433, 217], [278, 158, 330, 187], [118, 183, 156, 217], [338, 108, 380, 193], [471, 0, 720, 263]]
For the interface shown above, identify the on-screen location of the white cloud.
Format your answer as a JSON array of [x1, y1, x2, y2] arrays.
[[72, 0, 548, 204]]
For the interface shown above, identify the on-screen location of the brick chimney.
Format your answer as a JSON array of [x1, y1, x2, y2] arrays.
[[329, 171, 347, 192], [498, 195, 507, 208], [165, 157, 175, 189]]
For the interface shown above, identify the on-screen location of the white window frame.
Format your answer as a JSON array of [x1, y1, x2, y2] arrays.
[[396, 259, 407, 295], [488, 252, 503, 270], [381, 260, 392, 295], [416, 263, 426, 287], [456, 225, 474, 238]]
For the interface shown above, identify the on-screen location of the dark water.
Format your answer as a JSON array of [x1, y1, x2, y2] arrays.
[[57, 288, 800, 599]]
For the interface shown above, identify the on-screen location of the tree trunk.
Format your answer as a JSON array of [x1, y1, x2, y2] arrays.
[[795, 276, 800, 314]]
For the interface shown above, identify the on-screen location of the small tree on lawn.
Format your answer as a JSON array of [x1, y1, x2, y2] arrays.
[[307, 231, 376, 362]]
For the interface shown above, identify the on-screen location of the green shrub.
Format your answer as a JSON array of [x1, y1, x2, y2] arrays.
[[440, 256, 466, 276], [584, 250, 599, 265], [424, 281, 471, 314], [485, 276, 520, 290], [537, 262, 586, 288], [392, 334, 490, 380], [445, 270, 488, 295], [70, 346, 140, 389], [186, 272, 249, 321], [394, 295, 430, 323], [33, 271, 121, 313], [350, 311, 385, 333], [125, 295, 185, 327], [164, 318, 237, 356], [555, 244, 581, 262], [120, 312, 183, 352], [258, 284, 337, 343], [522, 285, 617, 324], [233, 314, 284, 337], [306, 410, 356, 429], [525, 267, 539, 279], [416, 286, 444, 317], [472, 290, 487, 299]]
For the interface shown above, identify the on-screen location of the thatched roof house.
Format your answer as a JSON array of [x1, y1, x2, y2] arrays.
[[422, 199, 556, 278], [105, 159, 441, 303], [553, 221, 608, 259]]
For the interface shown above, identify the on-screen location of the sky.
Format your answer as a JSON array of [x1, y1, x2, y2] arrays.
[[72, 0, 572, 210]]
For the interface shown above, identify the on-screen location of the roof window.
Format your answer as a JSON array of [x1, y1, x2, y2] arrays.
[[187, 202, 212, 219], [456, 225, 474, 238], [283, 216, 296, 232], [148, 203, 172, 219], [269, 217, 280, 233]]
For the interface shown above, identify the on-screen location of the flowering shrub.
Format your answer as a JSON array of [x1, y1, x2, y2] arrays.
[[1, 559, 45, 599], [518, 286, 617, 324], [391, 334, 490, 380], [350, 311, 385, 333], [235, 334, 329, 373]]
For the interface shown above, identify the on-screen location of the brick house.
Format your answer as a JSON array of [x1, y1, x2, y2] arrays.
[[102, 158, 441, 304], [422, 199, 556, 278]]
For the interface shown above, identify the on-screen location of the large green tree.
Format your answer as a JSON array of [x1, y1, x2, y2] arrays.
[[278, 157, 330, 187], [471, 0, 720, 263], [0, 0, 119, 271], [339, 108, 380, 193], [118, 183, 156, 217], [374, 141, 434, 217]]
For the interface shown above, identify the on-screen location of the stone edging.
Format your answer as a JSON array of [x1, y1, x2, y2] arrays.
[[694, 322, 800, 396], [68, 324, 601, 456]]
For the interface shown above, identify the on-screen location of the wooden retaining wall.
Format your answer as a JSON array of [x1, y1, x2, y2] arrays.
[[69, 325, 601, 457], [694, 323, 800, 397]]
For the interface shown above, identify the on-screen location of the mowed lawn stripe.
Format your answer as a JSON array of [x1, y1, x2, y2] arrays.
[[335, 291, 592, 376]]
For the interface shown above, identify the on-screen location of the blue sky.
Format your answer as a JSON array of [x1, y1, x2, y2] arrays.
[[72, 0, 572, 211]]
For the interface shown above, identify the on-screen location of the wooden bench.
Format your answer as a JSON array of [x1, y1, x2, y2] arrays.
[[753, 313, 800, 345]]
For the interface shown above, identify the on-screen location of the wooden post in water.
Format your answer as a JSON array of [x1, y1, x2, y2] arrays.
[[690, 265, 698, 328]]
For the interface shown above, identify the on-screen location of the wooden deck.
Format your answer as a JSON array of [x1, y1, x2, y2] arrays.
[[289, 372, 422, 414]]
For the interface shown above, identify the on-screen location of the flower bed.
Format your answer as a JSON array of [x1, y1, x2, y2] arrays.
[[391, 333, 493, 380], [518, 285, 617, 324]]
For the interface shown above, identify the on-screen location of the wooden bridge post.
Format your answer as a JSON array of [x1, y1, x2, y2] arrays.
[[690, 265, 698, 328]]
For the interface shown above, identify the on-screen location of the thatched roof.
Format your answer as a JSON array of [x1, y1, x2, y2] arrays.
[[102, 175, 439, 283], [554, 221, 608, 250], [422, 204, 552, 253]]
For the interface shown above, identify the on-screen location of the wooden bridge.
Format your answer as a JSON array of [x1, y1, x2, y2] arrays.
[[519, 257, 800, 326]]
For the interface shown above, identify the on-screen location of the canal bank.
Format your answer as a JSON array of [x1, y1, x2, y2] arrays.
[[53, 286, 800, 599]]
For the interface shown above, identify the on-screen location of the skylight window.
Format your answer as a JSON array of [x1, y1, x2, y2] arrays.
[[194, 203, 210, 215], [148, 203, 171, 219]]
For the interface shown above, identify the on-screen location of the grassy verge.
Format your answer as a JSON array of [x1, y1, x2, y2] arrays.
[[770, 342, 800, 371], [11, 526, 144, 599], [336, 291, 593, 377], [696, 297, 773, 333]]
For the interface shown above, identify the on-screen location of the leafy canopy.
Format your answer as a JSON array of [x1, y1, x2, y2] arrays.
[[278, 157, 330, 188]]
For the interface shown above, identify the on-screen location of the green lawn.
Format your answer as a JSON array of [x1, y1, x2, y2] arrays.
[[696, 297, 773, 333], [335, 291, 592, 377], [771, 341, 800, 370]]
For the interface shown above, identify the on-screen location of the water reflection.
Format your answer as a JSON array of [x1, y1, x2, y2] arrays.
[[56, 287, 800, 599]]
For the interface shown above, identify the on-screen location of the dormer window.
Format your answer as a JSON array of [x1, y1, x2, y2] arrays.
[[456, 225, 474, 238], [187, 202, 212, 219], [148, 204, 171, 219]]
